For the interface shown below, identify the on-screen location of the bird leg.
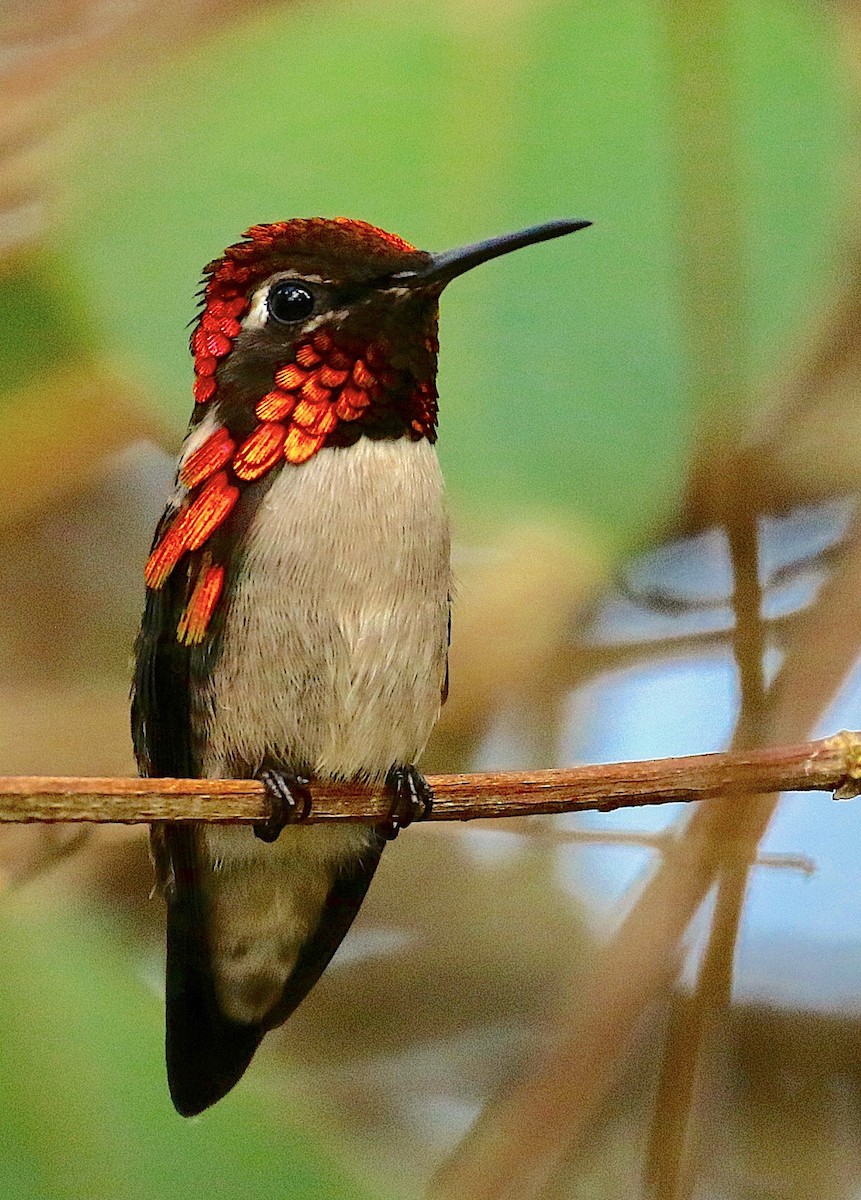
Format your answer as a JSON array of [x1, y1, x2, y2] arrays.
[[381, 765, 434, 840], [255, 769, 313, 842]]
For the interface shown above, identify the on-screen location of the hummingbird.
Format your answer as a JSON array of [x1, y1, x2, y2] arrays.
[[131, 215, 590, 1116]]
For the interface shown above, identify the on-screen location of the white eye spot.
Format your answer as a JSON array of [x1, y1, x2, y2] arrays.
[[300, 309, 350, 333], [243, 286, 270, 332]]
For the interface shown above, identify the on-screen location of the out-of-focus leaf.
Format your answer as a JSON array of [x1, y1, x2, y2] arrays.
[[61, 0, 849, 547], [0, 897, 388, 1200], [0, 252, 97, 396]]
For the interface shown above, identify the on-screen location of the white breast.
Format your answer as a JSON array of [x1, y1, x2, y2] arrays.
[[197, 436, 450, 784]]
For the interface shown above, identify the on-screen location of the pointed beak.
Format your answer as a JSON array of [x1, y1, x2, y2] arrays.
[[391, 218, 592, 290]]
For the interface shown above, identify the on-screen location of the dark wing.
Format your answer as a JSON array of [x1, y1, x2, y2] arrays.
[[132, 555, 257, 1115], [133, 572, 262, 1116], [132, 508, 385, 1117], [132, 564, 194, 780], [132, 541, 258, 1115], [265, 834, 385, 1032]]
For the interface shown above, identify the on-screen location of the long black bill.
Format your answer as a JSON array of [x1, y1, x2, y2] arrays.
[[394, 218, 591, 289]]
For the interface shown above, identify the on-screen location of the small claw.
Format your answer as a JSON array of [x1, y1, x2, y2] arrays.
[[381, 765, 434, 841], [255, 769, 313, 842]]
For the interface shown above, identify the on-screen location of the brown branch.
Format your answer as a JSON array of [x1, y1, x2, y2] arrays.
[[0, 731, 859, 825]]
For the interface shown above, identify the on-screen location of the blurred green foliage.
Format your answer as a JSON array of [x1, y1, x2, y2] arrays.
[[59, 0, 849, 545], [0, 896, 384, 1200], [0, 251, 97, 396]]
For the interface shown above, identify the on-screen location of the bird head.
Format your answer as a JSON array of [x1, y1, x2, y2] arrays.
[[146, 216, 590, 642]]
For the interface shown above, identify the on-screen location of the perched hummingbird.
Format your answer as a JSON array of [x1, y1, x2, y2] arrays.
[[132, 215, 590, 1116]]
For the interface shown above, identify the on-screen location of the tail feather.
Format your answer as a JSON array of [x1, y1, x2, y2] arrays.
[[165, 882, 263, 1116], [160, 823, 384, 1116]]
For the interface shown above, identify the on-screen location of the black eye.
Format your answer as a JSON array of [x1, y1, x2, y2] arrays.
[[267, 281, 315, 324]]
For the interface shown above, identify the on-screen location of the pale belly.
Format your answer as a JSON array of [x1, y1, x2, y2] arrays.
[[195, 436, 451, 784], [187, 436, 450, 1008]]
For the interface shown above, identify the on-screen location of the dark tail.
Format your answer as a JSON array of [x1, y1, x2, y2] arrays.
[[160, 823, 261, 1116], [162, 824, 384, 1117], [165, 880, 263, 1116]]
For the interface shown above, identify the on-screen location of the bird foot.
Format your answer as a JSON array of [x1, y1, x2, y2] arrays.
[[255, 769, 313, 842], [381, 765, 434, 841]]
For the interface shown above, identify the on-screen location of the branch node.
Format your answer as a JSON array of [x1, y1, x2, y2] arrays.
[[823, 729, 861, 799]]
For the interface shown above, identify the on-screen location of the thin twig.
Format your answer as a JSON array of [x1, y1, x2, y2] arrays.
[[0, 731, 859, 825]]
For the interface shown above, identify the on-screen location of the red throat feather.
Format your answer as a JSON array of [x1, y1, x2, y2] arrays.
[[175, 555, 226, 646]]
